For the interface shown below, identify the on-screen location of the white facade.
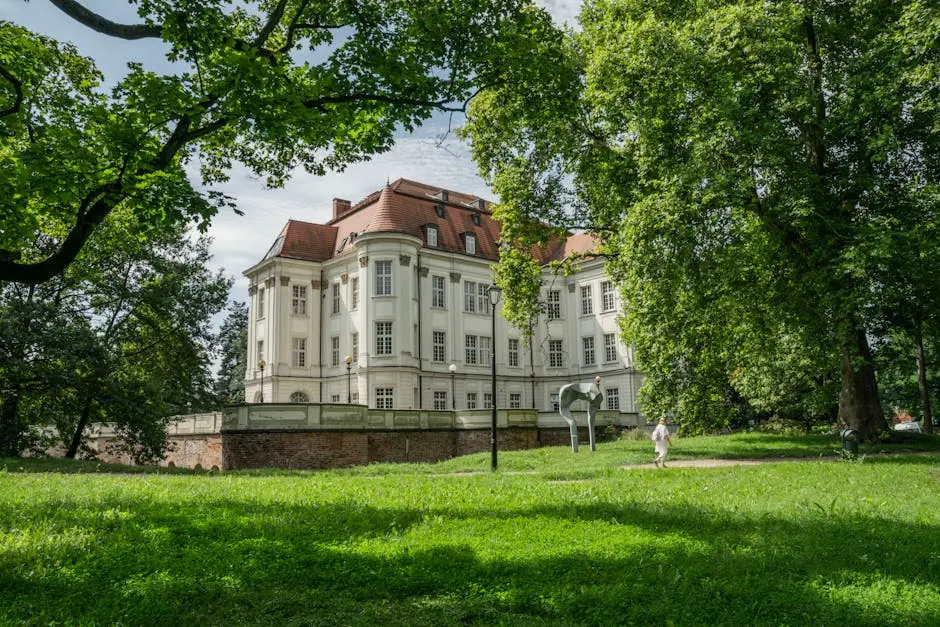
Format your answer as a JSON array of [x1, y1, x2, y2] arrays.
[[243, 184, 641, 417]]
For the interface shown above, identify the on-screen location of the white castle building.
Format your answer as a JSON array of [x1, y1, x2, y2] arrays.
[[243, 179, 641, 419]]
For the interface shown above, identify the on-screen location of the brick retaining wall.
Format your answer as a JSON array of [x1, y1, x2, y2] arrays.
[[219, 427, 585, 470]]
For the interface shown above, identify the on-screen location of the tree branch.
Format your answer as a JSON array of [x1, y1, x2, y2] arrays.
[[0, 64, 24, 118], [304, 93, 465, 112], [47, 0, 163, 40]]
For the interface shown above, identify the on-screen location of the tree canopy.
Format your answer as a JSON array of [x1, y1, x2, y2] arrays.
[[465, 0, 940, 439], [0, 0, 556, 283]]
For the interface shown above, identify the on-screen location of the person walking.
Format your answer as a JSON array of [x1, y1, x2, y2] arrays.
[[651, 418, 671, 467]]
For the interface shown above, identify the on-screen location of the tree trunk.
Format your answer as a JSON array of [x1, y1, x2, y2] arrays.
[[914, 324, 934, 435], [0, 390, 22, 457], [838, 328, 888, 441], [66, 397, 93, 459]]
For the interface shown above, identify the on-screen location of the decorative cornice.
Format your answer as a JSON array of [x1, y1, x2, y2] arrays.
[[279, 276, 290, 286], [341, 272, 349, 284], [399, 254, 411, 267], [450, 272, 461, 283], [567, 283, 576, 293], [247, 285, 258, 296], [419, 266, 429, 277], [264, 277, 276, 288], [358, 255, 369, 268], [311, 279, 326, 290]]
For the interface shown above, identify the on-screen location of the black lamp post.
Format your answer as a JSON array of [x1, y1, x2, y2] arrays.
[[449, 363, 457, 410], [488, 284, 501, 471], [258, 359, 265, 403], [344, 355, 353, 403]]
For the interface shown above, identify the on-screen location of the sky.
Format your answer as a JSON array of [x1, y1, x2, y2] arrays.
[[1, 0, 582, 301]]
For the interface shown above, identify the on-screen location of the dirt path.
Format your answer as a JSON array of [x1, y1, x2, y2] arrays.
[[619, 451, 940, 470]]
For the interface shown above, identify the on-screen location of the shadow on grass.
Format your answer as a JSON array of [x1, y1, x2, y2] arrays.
[[1, 477, 938, 625]]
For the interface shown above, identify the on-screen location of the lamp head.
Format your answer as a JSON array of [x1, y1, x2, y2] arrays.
[[488, 284, 502, 305], [449, 363, 457, 373], [344, 355, 353, 366], [258, 359, 265, 371]]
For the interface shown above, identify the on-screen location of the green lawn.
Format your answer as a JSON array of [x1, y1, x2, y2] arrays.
[[1, 433, 938, 625]]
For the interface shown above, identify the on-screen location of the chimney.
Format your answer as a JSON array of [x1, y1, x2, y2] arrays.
[[332, 198, 351, 220]]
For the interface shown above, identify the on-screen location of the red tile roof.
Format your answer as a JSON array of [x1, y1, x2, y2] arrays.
[[264, 178, 598, 264]]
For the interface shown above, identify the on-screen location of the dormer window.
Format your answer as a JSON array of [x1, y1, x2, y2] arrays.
[[435, 203, 445, 218], [464, 233, 476, 254], [426, 224, 439, 247], [471, 213, 481, 226], [440, 190, 449, 202], [337, 236, 348, 253]]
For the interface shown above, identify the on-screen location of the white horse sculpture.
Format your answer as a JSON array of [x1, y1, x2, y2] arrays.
[[558, 376, 603, 452]]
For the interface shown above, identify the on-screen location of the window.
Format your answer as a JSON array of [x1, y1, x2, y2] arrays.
[[351, 332, 359, 363], [581, 285, 593, 316], [375, 322, 392, 355], [465, 233, 476, 254], [551, 393, 560, 412], [351, 277, 359, 310], [549, 339, 564, 368], [509, 393, 521, 409], [464, 281, 476, 313], [289, 391, 309, 403], [257, 287, 265, 319], [465, 335, 477, 365], [508, 338, 520, 367], [376, 387, 394, 409], [547, 289, 560, 320], [604, 333, 618, 362], [432, 331, 446, 363], [582, 336, 596, 366], [292, 285, 307, 315], [432, 275, 446, 308], [331, 394, 341, 402], [601, 281, 615, 312], [375, 260, 392, 296], [433, 391, 447, 410], [292, 337, 306, 368], [483, 392, 493, 409], [477, 283, 491, 315], [257, 340, 264, 363], [352, 392, 359, 403], [332, 283, 340, 314], [331, 336, 340, 367], [606, 388, 620, 411], [427, 225, 439, 247], [479, 336, 491, 367], [466, 392, 478, 409]]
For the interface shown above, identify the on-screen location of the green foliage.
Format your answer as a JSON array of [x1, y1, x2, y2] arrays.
[[0, 211, 230, 460], [465, 0, 940, 438], [214, 301, 248, 406], [1, 435, 939, 625], [1, 1, 558, 283]]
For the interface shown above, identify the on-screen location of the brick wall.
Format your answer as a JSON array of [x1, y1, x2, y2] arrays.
[[81, 425, 609, 470], [221, 427, 560, 470]]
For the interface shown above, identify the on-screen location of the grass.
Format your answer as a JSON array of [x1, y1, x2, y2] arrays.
[[1, 433, 939, 625]]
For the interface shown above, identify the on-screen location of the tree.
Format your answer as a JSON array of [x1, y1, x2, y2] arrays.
[[0, 210, 230, 461], [0, 0, 557, 284], [465, 0, 940, 439], [214, 301, 248, 406]]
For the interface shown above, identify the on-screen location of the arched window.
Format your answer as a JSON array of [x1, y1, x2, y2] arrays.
[[253, 392, 263, 403], [289, 391, 309, 403]]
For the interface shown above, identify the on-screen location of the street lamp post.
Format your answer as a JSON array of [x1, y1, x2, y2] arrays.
[[488, 284, 501, 472], [344, 355, 353, 403], [257, 360, 265, 403], [449, 363, 457, 410]]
